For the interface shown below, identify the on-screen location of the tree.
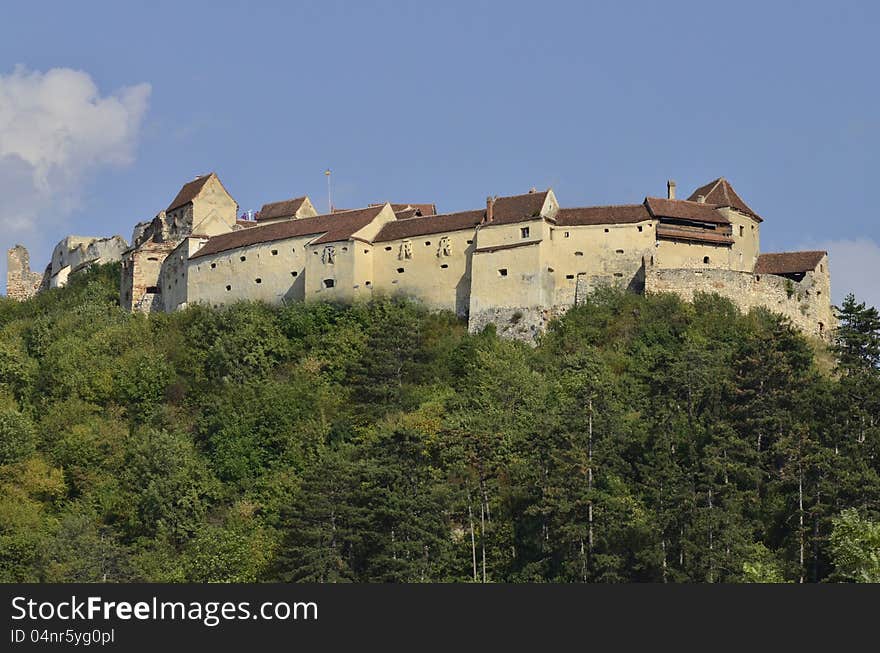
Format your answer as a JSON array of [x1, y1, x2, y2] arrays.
[[828, 509, 880, 582]]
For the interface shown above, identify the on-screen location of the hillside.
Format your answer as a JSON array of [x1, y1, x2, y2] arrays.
[[0, 263, 878, 583]]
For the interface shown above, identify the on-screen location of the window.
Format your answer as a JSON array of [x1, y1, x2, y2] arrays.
[[271, 249, 278, 255], [703, 256, 710, 264], [604, 228, 609, 233], [146, 286, 159, 293], [739, 226, 744, 237], [240, 255, 246, 262], [616, 249, 624, 254], [440, 264, 449, 269], [425, 241, 431, 246], [565, 274, 574, 280], [521, 227, 530, 238], [255, 278, 262, 284], [323, 279, 335, 288], [466, 240, 473, 245], [575, 251, 584, 256], [291, 271, 298, 277], [397, 267, 405, 273], [364, 249, 369, 254], [225, 285, 231, 291], [365, 281, 372, 286], [498, 268, 508, 277], [564, 231, 570, 238], [210, 263, 216, 269], [147, 256, 158, 261], [638, 226, 643, 232], [385, 246, 392, 251]]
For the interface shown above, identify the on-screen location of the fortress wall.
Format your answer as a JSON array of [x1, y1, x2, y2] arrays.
[[546, 221, 654, 305], [720, 208, 760, 272], [121, 240, 178, 312], [304, 239, 370, 304], [6, 245, 45, 301], [644, 260, 833, 339], [371, 229, 475, 316], [187, 234, 314, 308]]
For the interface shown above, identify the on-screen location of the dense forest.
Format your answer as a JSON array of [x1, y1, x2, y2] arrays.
[[0, 263, 878, 583]]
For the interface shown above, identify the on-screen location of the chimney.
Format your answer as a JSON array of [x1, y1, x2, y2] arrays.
[[695, 194, 706, 204], [667, 180, 676, 200], [486, 196, 495, 223]]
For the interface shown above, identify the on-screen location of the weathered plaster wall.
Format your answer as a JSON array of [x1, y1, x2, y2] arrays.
[[120, 241, 178, 312], [644, 257, 834, 339], [372, 229, 475, 316]]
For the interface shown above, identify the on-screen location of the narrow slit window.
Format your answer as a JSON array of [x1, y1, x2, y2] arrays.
[[616, 249, 624, 254], [565, 274, 574, 280], [440, 264, 449, 269], [638, 226, 643, 232], [575, 251, 584, 256], [520, 227, 530, 238], [703, 256, 710, 264]]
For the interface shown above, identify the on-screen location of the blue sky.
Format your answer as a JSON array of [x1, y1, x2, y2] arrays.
[[1, 1, 878, 305]]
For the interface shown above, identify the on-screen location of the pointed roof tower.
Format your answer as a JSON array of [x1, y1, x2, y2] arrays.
[[688, 177, 762, 222]]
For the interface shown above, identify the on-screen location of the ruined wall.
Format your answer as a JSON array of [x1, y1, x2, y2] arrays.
[[6, 245, 45, 301], [120, 240, 178, 312], [644, 259, 834, 339]]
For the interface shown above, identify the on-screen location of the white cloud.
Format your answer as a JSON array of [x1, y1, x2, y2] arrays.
[[0, 66, 150, 238], [798, 238, 880, 309]]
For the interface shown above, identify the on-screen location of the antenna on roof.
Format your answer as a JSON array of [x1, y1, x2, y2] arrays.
[[325, 169, 333, 213]]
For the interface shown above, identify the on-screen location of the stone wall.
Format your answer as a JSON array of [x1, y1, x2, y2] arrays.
[[644, 259, 834, 339], [6, 245, 45, 301]]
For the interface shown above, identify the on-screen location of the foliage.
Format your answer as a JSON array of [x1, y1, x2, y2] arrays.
[[1, 263, 879, 582]]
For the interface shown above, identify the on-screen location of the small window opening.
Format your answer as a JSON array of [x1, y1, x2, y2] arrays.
[[291, 271, 298, 277], [397, 267, 405, 273], [240, 255, 246, 262], [616, 249, 624, 254], [385, 246, 392, 251], [147, 256, 159, 261], [364, 249, 369, 254], [467, 240, 473, 245], [604, 228, 609, 233], [638, 226, 643, 232], [425, 241, 431, 246], [440, 264, 449, 269], [255, 278, 262, 284], [565, 274, 574, 280], [520, 227, 530, 238], [146, 286, 159, 293], [564, 231, 570, 238], [739, 226, 744, 237], [271, 249, 278, 256], [323, 279, 335, 288], [574, 251, 584, 256], [498, 268, 508, 277], [342, 246, 348, 252], [365, 281, 372, 286], [225, 285, 231, 291], [703, 256, 710, 264], [210, 263, 216, 269], [613, 272, 623, 278]]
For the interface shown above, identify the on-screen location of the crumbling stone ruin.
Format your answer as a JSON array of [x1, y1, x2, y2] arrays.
[[6, 172, 834, 341]]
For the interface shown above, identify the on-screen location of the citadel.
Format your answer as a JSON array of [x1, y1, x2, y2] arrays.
[[6, 174, 833, 340]]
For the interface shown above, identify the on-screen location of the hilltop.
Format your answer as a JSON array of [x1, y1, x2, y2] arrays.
[[0, 263, 878, 583]]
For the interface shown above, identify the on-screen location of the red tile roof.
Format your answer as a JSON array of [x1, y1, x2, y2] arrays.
[[755, 251, 826, 275], [190, 205, 386, 259], [489, 190, 549, 225], [555, 204, 650, 226], [656, 225, 733, 245], [688, 177, 763, 222], [257, 197, 309, 221], [167, 174, 212, 212], [374, 210, 483, 242], [645, 197, 730, 225]]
